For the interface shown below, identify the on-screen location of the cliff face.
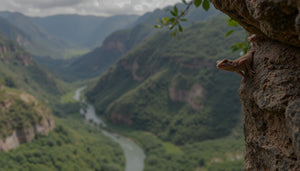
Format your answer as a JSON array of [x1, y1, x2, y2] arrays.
[[0, 38, 32, 66], [0, 91, 55, 152], [169, 83, 205, 110], [212, 0, 300, 170], [0, 118, 55, 152]]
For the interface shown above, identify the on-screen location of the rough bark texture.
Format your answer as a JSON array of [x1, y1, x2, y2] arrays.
[[212, 0, 300, 170], [212, 0, 300, 47]]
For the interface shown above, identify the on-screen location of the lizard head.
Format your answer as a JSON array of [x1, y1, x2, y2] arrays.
[[216, 59, 237, 71]]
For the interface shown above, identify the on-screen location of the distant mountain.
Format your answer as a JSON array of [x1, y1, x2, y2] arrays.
[[64, 24, 153, 80], [0, 11, 77, 58], [0, 16, 32, 47], [30, 14, 105, 47], [31, 14, 139, 48], [86, 15, 140, 47], [86, 16, 245, 144], [61, 4, 221, 81]]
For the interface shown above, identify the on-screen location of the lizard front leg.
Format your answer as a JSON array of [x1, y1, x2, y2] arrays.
[[236, 71, 246, 82]]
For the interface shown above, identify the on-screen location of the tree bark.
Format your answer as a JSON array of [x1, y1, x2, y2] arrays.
[[212, 0, 300, 170]]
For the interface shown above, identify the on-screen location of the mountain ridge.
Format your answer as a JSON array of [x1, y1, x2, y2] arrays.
[[0, 11, 77, 58], [31, 13, 139, 47]]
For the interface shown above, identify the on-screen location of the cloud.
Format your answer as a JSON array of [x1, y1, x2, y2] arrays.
[[0, 0, 181, 17]]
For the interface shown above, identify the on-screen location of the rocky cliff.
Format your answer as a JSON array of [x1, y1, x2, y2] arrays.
[[0, 91, 55, 152], [212, 0, 300, 170], [0, 34, 32, 66], [0, 118, 55, 152]]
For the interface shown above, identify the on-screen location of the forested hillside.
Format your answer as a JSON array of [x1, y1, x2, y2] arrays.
[[65, 24, 154, 80], [86, 15, 244, 144], [0, 32, 68, 102]]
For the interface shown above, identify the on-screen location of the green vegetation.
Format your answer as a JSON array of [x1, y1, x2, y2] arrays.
[[0, 115, 125, 171], [158, 0, 250, 53], [61, 48, 90, 59], [156, 0, 213, 38], [60, 90, 77, 104], [86, 15, 245, 144], [108, 121, 244, 171]]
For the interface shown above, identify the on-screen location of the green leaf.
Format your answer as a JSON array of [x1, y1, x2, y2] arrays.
[[202, 0, 210, 11], [171, 11, 177, 16], [178, 24, 183, 32], [227, 19, 239, 27], [160, 18, 164, 24], [225, 30, 234, 37], [194, 0, 202, 7], [170, 32, 177, 37], [170, 18, 176, 23], [174, 6, 178, 15], [230, 45, 239, 52], [180, 18, 187, 22]]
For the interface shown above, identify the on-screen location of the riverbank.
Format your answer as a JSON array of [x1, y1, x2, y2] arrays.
[[74, 87, 146, 171], [75, 87, 244, 171]]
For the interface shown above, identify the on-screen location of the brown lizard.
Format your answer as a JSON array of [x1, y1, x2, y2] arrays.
[[216, 34, 257, 82]]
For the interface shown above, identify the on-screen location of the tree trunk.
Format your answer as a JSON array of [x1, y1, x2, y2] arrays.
[[212, 0, 300, 170]]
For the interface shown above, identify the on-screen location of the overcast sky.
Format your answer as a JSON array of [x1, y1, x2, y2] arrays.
[[0, 0, 182, 17]]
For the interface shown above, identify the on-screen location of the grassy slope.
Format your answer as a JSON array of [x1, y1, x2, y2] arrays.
[[86, 15, 245, 144]]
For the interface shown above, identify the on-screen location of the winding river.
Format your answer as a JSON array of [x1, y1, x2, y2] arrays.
[[73, 87, 146, 171]]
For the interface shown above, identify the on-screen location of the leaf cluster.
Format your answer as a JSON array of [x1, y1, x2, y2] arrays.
[[225, 18, 251, 54], [155, 0, 211, 38], [155, 0, 252, 53]]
